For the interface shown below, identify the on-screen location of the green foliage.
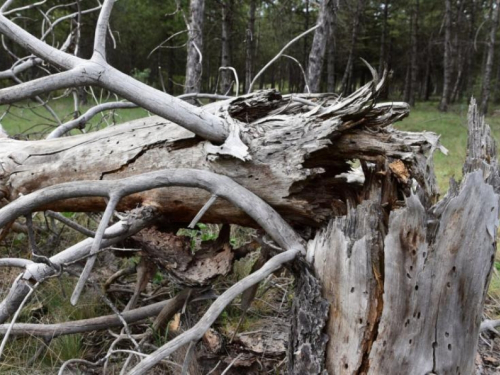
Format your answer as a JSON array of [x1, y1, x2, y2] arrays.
[[178, 223, 220, 252], [132, 68, 152, 84]]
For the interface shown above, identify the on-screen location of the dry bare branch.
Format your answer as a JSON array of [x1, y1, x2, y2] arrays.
[[248, 24, 319, 93], [0, 6, 230, 142], [47, 101, 138, 139], [128, 246, 302, 374]]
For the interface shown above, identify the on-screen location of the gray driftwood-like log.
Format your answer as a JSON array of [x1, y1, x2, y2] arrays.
[[305, 98, 499, 375], [0, 82, 439, 228], [3, 2, 495, 374]]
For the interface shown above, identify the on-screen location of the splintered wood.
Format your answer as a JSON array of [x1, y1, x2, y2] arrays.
[[305, 99, 499, 374]]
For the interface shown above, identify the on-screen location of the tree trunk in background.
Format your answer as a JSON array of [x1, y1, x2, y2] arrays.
[[439, 0, 452, 112], [220, 0, 232, 95], [465, 0, 477, 100], [408, 0, 419, 107], [184, 0, 205, 96], [422, 55, 431, 101], [244, 0, 256, 93], [378, 0, 389, 78], [450, 0, 465, 103], [480, 0, 500, 115], [326, 9, 337, 93], [494, 57, 500, 103], [403, 64, 411, 103], [341, 0, 366, 94], [302, 98, 499, 375], [306, 0, 337, 93], [303, 0, 310, 74]]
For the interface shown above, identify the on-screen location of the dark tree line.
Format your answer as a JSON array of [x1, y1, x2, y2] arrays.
[[1, 0, 500, 114]]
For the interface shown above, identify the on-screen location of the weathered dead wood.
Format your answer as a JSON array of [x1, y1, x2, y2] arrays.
[[0, 206, 158, 323], [131, 225, 236, 286], [305, 198, 384, 374], [128, 246, 304, 374], [0, 86, 438, 227], [0, 294, 185, 338], [305, 98, 499, 375], [0, 167, 304, 322], [288, 263, 329, 374]]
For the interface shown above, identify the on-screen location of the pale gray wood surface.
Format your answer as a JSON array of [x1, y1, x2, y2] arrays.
[[306, 99, 499, 375]]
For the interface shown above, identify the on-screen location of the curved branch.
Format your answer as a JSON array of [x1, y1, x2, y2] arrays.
[[219, 67, 239, 95], [0, 13, 81, 69], [0, 277, 38, 359], [248, 24, 319, 93], [0, 206, 158, 324], [40, 5, 103, 44], [282, 54, 309, 94], [480, 319, 500, 335], [71, 194, 120, 304], [0, 169, 304, 324], [128, 247, 300, 374], [0, 68, 91, 104], [100, 66, 229, 141], [0, 7, 230, 142], [0, 57, 41, 80], [1, 0, 47, 16], [47, 101, 138, 139], [0, 169, 304, 252]]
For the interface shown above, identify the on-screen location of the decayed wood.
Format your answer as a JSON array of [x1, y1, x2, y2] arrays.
[[0, 85, 438, 227], [306, 198, 384, 374], [306, 99, 499, 374], [128, 246, 304, 375], [288, 263, 329, 374], [131, 225, 236, 286], [368, 174, 497, 374], [0, 168, 305, 315]]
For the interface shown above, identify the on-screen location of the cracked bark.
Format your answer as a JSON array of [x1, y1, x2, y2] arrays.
[[306, 0, 336, 93], [184, 0, 205, 96], [0, 86, 428, 228]]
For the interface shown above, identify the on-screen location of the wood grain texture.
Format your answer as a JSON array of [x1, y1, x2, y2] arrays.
[[306, 199, 384, 374], [306, 99, 499, 375], [0, 89, 437, 227]]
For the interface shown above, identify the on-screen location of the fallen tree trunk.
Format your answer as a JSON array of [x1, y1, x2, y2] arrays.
[[0, 61, 492, 375], [0, 84, 439, 227]]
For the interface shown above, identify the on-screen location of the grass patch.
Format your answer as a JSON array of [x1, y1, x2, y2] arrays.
[[0, 276, 105, 373], [0, 95, 149, 137], [395, 100, 500, 193]]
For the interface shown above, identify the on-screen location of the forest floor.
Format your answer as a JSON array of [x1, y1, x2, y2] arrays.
[[1, 97, 500, 373]]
